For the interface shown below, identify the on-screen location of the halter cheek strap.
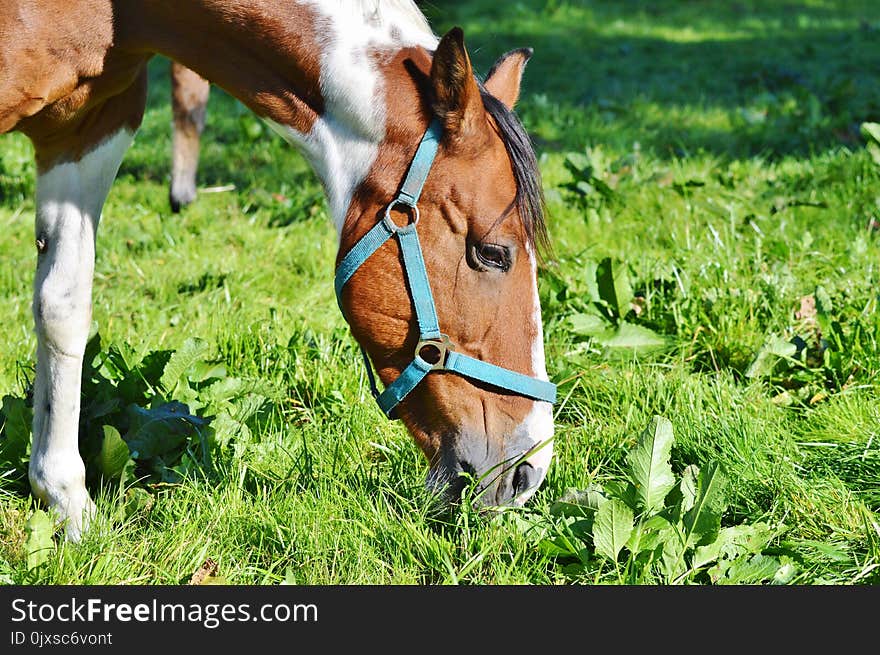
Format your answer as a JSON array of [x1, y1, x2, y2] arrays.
[[334, 118, 557, 418]]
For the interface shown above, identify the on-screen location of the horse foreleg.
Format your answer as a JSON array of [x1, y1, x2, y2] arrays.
[[169, 62, 210, 212], [28, 75, 146, 541]]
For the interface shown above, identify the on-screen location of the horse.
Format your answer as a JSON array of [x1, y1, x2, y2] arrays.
[[0, 0, 556, 541]]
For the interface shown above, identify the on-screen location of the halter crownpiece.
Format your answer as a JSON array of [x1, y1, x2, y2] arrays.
[[335, 118, 557, 418]]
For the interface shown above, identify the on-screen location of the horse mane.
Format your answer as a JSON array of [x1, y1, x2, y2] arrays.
[[479, 87, 550, 259]]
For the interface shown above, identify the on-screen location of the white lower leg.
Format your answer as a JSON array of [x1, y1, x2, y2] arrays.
[[28, 130, 133, 541]]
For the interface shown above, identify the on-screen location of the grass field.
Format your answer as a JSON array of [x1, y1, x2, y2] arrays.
[[1, 0, 878, 584]]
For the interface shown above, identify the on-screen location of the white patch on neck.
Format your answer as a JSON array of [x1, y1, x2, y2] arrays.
[[270, 1, 438, 233]]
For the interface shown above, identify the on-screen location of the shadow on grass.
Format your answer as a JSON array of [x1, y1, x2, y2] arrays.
[[424, 0, 880, 158]]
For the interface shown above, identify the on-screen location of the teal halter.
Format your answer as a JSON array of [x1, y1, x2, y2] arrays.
[[335, 118, 557, 418]]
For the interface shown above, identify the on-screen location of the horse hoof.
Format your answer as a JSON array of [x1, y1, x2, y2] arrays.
[[169, 184, 196, 213], [58, 496, 97, 542], [30, 470, 96, 542]]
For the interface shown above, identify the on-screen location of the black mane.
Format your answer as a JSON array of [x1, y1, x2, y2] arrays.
[[479, 86, 550, 259]]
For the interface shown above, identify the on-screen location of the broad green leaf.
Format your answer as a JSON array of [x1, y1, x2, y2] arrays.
[[201, 377, 246, 406], [188, 361, 227, 383], [550, 485, 607, 517], [567, 518, 593, 541], [209, 411, 245, 448], [567, 312, 610, 337], [660, 530, 687, 582], [160, 338, 210, 394], [772, 561, 798, 585], [582, 259, 600, 303], [732, 522, 776, 554], [560, 563, 587, 579], [541, 269, 569, 304], [593, 498, 634, 562], [692, 538, 723, 571], [124, 401, 207, 460], [745, 335, 798, 378], [716, 554, 781, 585], [596, 257, 633, 321], [98, 425, 131, 479], [538, 535, 580, 558], [694, 523, 776, 570], [664, 463, 699, 522], [25, 510, 55, 571], [625, 416, 676, 515], [604, 479, 639, 511], [504, 512, 547, 541], [232, 393, 269, 424], [136, 349, 174, 389], [682, 461, 727, 547], [595, 322, 669, 352], [85, 398, 121, 422], [678, 464, 699, 513], [83, 331, 103, 370], [626, 514, 675, 555], [120, 457, 137, 487], [99, 343, 136, 382]]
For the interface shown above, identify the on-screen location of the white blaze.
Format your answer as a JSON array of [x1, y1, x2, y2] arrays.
[[513, 248, 555, 504]]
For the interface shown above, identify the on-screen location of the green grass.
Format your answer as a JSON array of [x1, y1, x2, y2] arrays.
[[1, 0, 879, 585]]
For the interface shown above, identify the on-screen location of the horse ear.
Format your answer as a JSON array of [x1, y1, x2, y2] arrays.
[[430, 27, 483, 139], [484, 48, 532, 110]]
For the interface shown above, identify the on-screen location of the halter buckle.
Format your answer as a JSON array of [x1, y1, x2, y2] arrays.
[[383, 199, 420, 234], [415, 334, 453, 371]]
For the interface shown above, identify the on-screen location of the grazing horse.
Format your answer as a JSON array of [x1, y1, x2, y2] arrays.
[[0, 0, 556, 540]]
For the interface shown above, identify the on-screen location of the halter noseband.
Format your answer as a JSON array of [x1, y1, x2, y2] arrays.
[[334, 118, 557, 418]]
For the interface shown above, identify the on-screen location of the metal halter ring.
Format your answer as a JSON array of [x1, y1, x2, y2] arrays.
[[415, 334, 453, 371], [382, 199, 420, 233]]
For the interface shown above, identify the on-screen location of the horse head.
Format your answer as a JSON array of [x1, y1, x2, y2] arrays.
[[338, 28, 555, 507]]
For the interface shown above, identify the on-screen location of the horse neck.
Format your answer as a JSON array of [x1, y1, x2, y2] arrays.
[[131, 0, 438, 230]]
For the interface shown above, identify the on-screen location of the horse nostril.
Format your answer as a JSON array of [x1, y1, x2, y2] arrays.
[[438, 459, 475, 499], [457, 459, 477, 477], [512, 462, 537, 496]]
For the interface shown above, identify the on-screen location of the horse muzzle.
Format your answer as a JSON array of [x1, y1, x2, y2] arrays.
[[427, 418, 554, 507]]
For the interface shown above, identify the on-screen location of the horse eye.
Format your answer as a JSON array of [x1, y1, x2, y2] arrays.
[[473, 242, 511, 272]]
